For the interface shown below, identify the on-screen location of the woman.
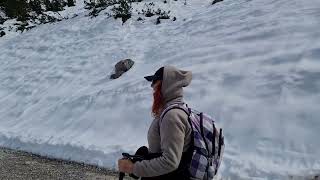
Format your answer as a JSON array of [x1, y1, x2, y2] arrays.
[[118, 65, 193, 179]]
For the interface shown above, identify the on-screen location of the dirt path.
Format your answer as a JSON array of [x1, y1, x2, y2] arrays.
[[0, 147, 132, 180]]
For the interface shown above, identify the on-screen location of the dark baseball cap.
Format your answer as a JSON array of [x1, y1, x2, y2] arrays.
[[144, 67, 164, 86]]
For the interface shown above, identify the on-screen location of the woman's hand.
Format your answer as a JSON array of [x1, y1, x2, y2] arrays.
[[118, 159, 134, 174]]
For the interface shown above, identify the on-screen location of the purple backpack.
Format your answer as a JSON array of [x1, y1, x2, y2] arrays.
[[160, 103, 225, 180]]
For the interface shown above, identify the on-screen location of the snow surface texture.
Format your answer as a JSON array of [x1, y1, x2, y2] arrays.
[[0, 0, 320, 179]]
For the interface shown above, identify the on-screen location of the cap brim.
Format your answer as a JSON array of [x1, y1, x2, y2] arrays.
[[144, 75, 154, 82]]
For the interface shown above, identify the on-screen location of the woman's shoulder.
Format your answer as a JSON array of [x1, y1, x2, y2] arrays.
[[161, 108, 190, 126]]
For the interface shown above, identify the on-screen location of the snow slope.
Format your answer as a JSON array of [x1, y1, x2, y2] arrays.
[[1, 0, 320, 179]]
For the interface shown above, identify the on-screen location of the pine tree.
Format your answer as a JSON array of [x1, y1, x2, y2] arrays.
[[67, 0, 75, 7], [1, 0, 29, 20], [45, 0, 66, 12], [112, 0, 132, 23], [29, 0, 43, 14]]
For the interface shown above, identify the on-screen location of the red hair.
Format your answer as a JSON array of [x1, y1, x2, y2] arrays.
[[152, 82, 164, 118]]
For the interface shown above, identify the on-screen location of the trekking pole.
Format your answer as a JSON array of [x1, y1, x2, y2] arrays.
[[119, 172, 125, 180]]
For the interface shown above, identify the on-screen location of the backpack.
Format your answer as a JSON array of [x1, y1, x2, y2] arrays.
[[160, 103, 225, 180]]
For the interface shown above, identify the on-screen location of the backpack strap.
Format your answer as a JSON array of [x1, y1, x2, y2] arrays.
[[159, 103, 194, 149], [159, 103, 195, 149], [160, 103, 191, 121]]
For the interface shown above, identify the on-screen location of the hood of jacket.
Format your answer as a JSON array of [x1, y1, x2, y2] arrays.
[[161, 66, 192, 104]]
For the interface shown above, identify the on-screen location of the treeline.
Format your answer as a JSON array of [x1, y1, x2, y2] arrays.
[[0, 0, 76, 21]]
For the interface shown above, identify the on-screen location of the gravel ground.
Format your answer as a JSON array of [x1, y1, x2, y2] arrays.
[[0, 147, 134, 180]]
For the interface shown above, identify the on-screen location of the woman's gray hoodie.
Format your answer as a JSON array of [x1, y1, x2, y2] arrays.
[[133, 66, 193, 177]]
